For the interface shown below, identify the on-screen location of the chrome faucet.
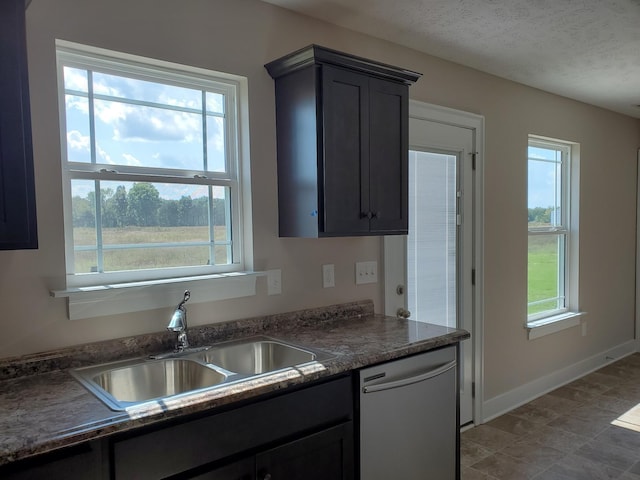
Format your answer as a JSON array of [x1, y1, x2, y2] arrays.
[[168, 290, 191, 352]]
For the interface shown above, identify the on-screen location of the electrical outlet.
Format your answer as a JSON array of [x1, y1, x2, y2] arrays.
[[581, 321, 587, 336], [322, 264, 335, 288], [355, 261, 378, 285], [267, 269, 282, 295]]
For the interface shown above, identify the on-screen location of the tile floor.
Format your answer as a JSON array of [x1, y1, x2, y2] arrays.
[[461, 353, 640, 479]]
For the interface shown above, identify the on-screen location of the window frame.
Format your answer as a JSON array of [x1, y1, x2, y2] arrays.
[[527, 135, 581, 332], [56, 41, 250, 289]]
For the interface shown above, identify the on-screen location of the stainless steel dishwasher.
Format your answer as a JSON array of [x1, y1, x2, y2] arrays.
[[359, 345, 458, 479]]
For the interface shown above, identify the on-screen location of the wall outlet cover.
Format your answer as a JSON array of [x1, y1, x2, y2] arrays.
[[267, 269, 282, 295], [322, 264, 335, 288]]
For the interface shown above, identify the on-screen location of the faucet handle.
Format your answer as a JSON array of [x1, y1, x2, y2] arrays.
[[178, 290, 191, 310]]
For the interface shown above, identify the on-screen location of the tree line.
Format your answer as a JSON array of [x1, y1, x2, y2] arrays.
[[528, 207, 553, 224], [73, 183, 226, 228]]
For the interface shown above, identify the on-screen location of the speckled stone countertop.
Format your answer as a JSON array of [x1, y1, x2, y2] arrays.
[[0, 300, 469, 467]]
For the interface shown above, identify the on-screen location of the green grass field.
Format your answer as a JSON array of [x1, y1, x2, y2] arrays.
[[528, 235, 560, 315], [73, 226, 230, 273]]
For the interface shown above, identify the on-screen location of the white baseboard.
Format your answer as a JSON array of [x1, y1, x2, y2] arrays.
[[481, 340, 638, 423]]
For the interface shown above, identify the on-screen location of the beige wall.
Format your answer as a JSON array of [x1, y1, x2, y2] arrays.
[[2, 0, 638, 403]]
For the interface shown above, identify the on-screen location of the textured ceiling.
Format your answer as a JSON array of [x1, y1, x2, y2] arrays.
[[262, 0, 640, 118]]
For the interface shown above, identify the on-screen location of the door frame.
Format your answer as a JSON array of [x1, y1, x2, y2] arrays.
[[383, 100, 485, 425]]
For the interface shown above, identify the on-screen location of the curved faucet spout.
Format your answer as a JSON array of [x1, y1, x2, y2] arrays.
[[168, 290, 191, 351]]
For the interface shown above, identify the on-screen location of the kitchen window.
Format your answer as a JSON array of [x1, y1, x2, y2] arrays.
[[54, 41, 254, 319], [527, 136, 581, 338]]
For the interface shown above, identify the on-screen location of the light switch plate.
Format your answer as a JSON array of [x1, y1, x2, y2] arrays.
[[355, 261, 378, 285], [322, 264, 335, 288], [267, 269, 282, 295]]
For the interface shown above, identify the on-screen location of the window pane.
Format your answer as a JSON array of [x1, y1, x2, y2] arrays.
[[74, 250, 98, 274], [528, 156, 562, 228], [64, 67, 88, 92], [71, 180, 97, 273], [212, 186, 230, 237], [71, 179, 97, 231], [213, 245, 230, 265], [71, 181, 233, 273], [206, 115, 226, 172], [93, 99, 204, 170], [407, 150, 457, 328], [528, 234, 565, 315], [92, 72, 202, 110], [206, 92, 224, 115], [65, 95, 91, 163]]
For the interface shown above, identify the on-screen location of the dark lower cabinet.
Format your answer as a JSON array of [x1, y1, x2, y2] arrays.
[[187, 423, 353, 480], [112, 375, 354, 480], [256, 423, 353, 480], [0, 0, 38, 250]]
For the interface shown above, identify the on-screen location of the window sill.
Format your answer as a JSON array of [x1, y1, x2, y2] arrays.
[[527, 311, 586, 340], [51, 272, 266, 320]]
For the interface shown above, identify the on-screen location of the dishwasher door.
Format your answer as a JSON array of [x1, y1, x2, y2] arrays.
[[359, 346, 457, 480]]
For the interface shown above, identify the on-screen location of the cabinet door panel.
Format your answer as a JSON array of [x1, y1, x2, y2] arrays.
[[0, 442, 104, 480], [274, 67, 320, 237], [368, 78, 408, 234], [0, 0, 37, 249], [321, 66, 369, 235], [256, 422, 354, 480], [187, 457, 254, 480]]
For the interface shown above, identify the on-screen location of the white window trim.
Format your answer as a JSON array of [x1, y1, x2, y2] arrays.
[[50, 272, 264, 321], [52, 40, 256, 319], [527, 311, 586, 340], [526, 135, 580, 337]]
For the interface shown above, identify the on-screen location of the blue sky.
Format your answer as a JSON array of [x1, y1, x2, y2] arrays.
[[528, 146, 562, 210]]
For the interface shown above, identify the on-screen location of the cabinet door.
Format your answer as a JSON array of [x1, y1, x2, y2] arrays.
[[256, 422, 354, 480], [187, 457, 254, 480], [368, 78, 408, 234], [0, 0, 38, 249], [321, 66, 370, 235], [0, 442, 105, 480]]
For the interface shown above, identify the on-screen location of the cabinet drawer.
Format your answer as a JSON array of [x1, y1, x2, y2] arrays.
[[113, 375, 352, 480]]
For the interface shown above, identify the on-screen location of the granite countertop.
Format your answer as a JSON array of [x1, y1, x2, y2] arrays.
[[0, 300, 469, 467]]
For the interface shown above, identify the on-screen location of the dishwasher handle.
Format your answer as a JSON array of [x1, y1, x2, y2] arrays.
[[362, 360, 456, 394]]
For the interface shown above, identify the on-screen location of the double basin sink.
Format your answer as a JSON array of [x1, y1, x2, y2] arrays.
[[71, 337, 332, 411]]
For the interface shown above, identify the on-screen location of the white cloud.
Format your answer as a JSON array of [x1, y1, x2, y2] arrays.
[[209, 117, 224, 152], [121, 153, 142, 166], [96, 144, 113, 164], [94, 100, 127, 126], [67, 130, 90, 151], [65, 96, 89, 114], [63, 67, 88, 92]]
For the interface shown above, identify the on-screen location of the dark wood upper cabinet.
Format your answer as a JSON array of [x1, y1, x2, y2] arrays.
[[0, 0, 37, 250], [265, 45, 420, 237]]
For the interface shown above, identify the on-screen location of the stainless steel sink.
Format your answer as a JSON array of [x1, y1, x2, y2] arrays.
[[93, 358, 226, 402], [71, 358, 227, 410], [71, 337, 332, 411], [193, 339, 318, 375]]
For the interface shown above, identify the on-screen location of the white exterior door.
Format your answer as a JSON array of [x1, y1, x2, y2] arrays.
[[384, 102, 482, 426]]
